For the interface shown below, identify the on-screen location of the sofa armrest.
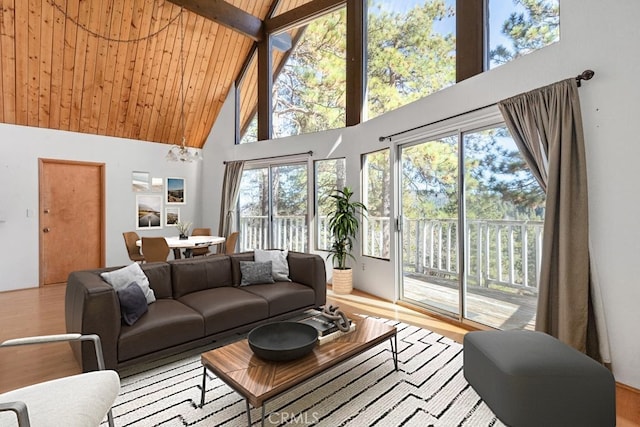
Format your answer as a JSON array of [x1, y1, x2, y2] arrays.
[[65, 271, 121, 371], [287, 252, 327, 307]]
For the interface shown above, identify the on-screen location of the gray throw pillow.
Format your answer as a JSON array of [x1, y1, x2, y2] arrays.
[[240, 261, 275, 286], [117, 282, 148, 326], [100, 263, 156, 304], [254, 249, 292, 282]]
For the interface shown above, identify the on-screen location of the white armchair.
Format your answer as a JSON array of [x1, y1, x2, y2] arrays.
[[0, 334, 119, 427]]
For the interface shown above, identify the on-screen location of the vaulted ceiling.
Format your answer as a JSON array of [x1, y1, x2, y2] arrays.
[[0, 0, 309, 149]]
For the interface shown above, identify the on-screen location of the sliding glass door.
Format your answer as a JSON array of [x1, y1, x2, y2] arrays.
[[399, 124, 544, 330], [238, 162, 308, 252], [399, 136, 460, 315]]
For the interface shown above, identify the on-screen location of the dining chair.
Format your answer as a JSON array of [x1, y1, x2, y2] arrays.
[[141, 237, 170, 262], [191, 228, 211, 257], [0, 334, 119, 427], [122, 231, 144, 263], [225, 231, 239, 254]]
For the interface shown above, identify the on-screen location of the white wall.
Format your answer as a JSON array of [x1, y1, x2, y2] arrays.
[[0, 124, 203, 291], [202, 0, 640, 388]]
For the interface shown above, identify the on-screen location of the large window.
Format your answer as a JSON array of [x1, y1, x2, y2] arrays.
[[237, 0, 559, 141], [362, 149, 391, 259], [315, 158, 346, 250], [271, 8, 346, 138], [238, 163, 308, 252], [488, 0, 560, 69], [366, 0, 456, 120]]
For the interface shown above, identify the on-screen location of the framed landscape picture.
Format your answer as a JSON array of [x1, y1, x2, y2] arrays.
[[165, 207, 180, 226], [132, 171, 149, 192], [151, 177, 163, 192], [166, 177, 186, 204], [136, 195, 163, 229]]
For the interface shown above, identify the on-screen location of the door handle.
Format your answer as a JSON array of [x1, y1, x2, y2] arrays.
[[43, 227, 50, 233]]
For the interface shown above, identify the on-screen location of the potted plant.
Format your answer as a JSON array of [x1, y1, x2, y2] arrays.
[[326, 187, 367, 294]]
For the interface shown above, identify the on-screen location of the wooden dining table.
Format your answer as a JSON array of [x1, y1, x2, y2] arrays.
[[136, 235, 225, 259]]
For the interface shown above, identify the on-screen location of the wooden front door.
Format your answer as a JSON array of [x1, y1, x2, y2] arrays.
[[39, 159, 105, 285]]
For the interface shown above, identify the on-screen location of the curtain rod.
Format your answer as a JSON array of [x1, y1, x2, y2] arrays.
[[378, 69, 595, 142], [223, 150, 313, 164]]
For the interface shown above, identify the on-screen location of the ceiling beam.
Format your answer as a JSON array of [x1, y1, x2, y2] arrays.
[[265, 0, 345, 34], [167, 0, 264, 41]]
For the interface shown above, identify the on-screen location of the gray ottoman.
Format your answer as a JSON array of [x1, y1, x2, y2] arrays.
[[463, 330, 615, 427]]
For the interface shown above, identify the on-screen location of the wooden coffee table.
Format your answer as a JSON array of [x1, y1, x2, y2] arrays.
[[200, 315, 397, 426]]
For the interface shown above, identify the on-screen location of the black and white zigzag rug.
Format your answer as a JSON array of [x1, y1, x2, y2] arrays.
[[106, 318, 504, 426]]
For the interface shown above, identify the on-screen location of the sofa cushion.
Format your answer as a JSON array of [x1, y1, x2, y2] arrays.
[[254, 249, 292, 282], [242, 282, 316, 317], [118, 299, 204, 362], [240, 261, 275, 286], [170, 256, 233, 298], [117, 282, 148, 326], [141, 262, 173, 299], [178, 287, 269, 336], [100, 263, 156, 304]]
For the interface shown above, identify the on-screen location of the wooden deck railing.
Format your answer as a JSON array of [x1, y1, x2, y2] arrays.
[[239, 215, 543, 293]]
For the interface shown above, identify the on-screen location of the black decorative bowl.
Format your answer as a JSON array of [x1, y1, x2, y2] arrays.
[[248, 321, 318, 362]]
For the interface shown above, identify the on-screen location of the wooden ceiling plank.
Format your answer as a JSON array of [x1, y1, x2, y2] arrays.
[[147, 3, 181, 143], [27, 0, 40, 126], [152, 7, 191, 144], [80, 0, 110, 133], [160, 11, 200, 144], [138, 1, 175, 141], [48, 0, 68, 129], [113, 0, 148, 136], [38, 0, 54, 128], [201, 27, 253, 146], [203, 42, 252, 146], [68, 0, 92, 132], [0, 0, 16, 123], [58, 0, 79, 131], [120, 0, 157, 139], [177, 13, 211, 146], [100, 0, 132, 136], [185, 17, 220, 147], [85, 1, 115, 134], [166, 12, 204, 146], [91, 0, 126, 136], [14, 0, 29, 125], [167, 0, 263, 41], [265, 0, 344, 34]]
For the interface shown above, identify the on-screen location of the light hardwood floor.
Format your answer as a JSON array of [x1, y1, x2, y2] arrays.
[[0, 283, 638, 426]]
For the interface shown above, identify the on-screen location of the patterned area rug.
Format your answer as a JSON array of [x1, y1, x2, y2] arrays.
[[106, 318, 504, 426]]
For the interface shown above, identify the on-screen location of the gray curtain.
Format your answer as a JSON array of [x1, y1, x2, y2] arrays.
[[217, 161, 244, 253], [498, 78, 604, 361]]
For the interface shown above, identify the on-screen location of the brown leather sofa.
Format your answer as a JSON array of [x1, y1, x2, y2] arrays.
[[65, 251, 326, 371]]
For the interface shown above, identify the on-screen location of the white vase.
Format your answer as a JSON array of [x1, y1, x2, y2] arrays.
[[332, 268, 353, 294]]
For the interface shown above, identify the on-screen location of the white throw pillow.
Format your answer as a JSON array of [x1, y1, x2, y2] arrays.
[[100, 263, 156, 304], [254, 249, 292, 282]]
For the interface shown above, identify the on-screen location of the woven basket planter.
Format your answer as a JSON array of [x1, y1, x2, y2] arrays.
[[332, 268, 353, 294]]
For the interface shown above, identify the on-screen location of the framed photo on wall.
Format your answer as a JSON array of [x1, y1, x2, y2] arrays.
[[165, 207, 180, 226], [151, 177, 163, 192], [166, 177, 186, 204], [132, 171, 149, 192], [136, 195, 163, 230]]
